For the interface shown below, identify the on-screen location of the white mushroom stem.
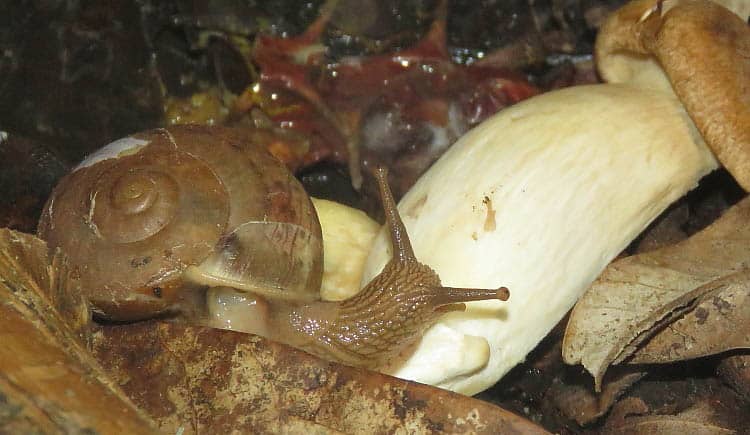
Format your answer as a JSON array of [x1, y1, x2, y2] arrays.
[[360, 84, 717, 395]]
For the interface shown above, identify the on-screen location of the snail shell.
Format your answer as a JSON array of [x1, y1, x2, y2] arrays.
[[38, 125, 322, 320]]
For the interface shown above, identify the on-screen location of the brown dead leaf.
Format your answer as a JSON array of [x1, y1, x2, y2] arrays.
[[545, 368, 646, 426], [603, 398, 736, 435], [630, 270, 750, 363], [563, 197, 750, 390], [0, 228, 91, 344], [0, 228, 158, 433], [93, 321, 550, 435]]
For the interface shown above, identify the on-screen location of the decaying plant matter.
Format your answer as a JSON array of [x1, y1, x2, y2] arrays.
[[564, 197, 750, 389], [0, 229, 158, 433], [92, 320, 549, 434], [718, 354, 750, 400], [602, 397, 740, 434]]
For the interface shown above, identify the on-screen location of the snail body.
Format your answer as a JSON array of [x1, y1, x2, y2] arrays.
[[38, 124, 507, 368]]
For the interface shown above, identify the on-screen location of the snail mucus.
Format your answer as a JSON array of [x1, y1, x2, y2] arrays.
[[38, 124, 508, 368]]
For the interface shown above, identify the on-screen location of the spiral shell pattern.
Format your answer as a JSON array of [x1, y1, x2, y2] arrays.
[[91, 169, 179, 243], [39, 129, 231, 319], [38, 125, 323, 320]]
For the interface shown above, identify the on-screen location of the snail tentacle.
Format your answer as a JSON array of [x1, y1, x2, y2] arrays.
[[431, 286, 511, 305], [373, 166, 416, 262]]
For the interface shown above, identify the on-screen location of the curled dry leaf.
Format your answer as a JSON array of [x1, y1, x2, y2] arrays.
[[0, 228, 157, 433], [603, 398, 736, 435], [92, 321, 550, 435], [545, 368, 646, 426], [629, 270, 750, 364], [563, 197, 750, 390]]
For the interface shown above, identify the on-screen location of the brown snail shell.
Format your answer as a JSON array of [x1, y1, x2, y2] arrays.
[[38, 125, 322, 320]]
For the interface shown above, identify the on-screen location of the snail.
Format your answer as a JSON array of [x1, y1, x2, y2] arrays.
[[38, 124, 508, 368]]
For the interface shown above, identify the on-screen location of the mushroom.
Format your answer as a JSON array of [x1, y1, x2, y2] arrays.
[[596, 0, 750, 189], [561, 0, 750, 387], [355, 0, 748, 394]]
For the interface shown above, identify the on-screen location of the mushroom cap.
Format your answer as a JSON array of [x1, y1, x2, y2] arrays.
[[596, 0, 750, 190], [38, 125, 322, 320]]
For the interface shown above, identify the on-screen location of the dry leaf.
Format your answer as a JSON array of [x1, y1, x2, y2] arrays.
[[92, 321, 550, 435], [545, 369, 646, 426], [605, 413, 736, 434], [603, 398, 736, 435], [0, 228, 91, 344], [630, 270, 750, 363], [0, 228, 157, 433], [563, 197, 750, 390]]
